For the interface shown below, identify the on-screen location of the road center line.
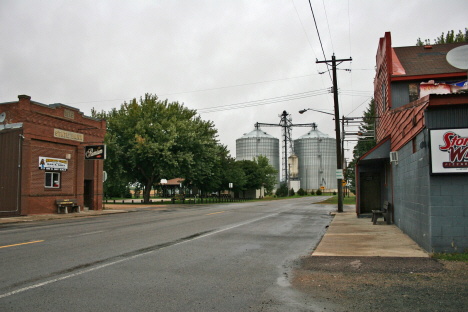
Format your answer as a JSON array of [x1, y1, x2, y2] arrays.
[[71, 230, 104, 237], [0, 240, 44, 249], [0, 213, 278, 299], [206, 211, 225, 216]]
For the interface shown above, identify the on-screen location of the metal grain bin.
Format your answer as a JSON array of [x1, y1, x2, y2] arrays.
[[236, 128, 280, 187], [294, 126, 337, 191]]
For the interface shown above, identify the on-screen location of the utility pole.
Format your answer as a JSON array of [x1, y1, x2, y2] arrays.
[[316, 54, 352, 213]]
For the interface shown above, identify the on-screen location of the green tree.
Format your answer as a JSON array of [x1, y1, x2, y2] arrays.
[[255, 155, 278, 195], [416, 28, 468, 45], [238, 160, 263, 196], [93, 93, 219, 203], [219, 150, 247, 194], [345, 98, 377, 194]]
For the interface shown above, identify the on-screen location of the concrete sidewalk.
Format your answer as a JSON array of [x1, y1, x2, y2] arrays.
[[0, 208, 132, 224], [313, 205, 428, 257]]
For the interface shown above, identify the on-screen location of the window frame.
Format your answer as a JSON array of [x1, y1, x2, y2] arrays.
[[45, 171, 61, 189]]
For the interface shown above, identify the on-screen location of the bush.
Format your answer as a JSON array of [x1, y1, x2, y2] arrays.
[[124, 186, 132, 198], [297, 188, 306, 196], [310, 190, 315, 195], [316, 189, 322, 196], [275, 183, 288, 197], [290, 188, 295, 196], [333, 191, 337, 195]]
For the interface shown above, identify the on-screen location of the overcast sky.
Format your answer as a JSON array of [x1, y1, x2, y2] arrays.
[[1, 0, 467, 166]]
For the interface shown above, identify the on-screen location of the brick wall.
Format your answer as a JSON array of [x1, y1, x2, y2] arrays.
[[28, 141, 77, 214], [1, 95, 105, 215]]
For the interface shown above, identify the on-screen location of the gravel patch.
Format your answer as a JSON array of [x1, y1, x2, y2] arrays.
[[292, 256, 468, 312]]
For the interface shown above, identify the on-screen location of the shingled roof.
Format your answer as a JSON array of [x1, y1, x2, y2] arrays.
[[392, 42, 468, 77]]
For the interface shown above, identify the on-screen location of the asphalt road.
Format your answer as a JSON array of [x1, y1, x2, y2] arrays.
[[0, 197, 335, 311]]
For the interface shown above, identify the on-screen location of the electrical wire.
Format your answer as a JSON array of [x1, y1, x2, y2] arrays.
[[321, 0, 334, 53], [198, 89, 331, 114], [65, 73, 322, 106], [307, 0, 333, 83]]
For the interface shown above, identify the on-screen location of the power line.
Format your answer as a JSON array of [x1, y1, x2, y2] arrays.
[[321, 0, 334, 53], [198, 89, 330, 114], [65, 73, 323, 106], [307, 0, 332, 83]]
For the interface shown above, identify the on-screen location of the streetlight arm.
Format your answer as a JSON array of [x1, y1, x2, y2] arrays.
[[299, 108, 335, 116]]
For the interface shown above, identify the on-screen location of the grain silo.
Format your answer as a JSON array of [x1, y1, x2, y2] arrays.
[[236, 128, 280, 187], [294, 125, 337, 191]]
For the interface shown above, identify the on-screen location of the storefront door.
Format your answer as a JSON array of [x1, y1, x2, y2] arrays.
[[360, 172, 381, 213], [84, 180, 93, 210]]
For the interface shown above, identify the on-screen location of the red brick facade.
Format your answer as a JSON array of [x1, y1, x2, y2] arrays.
[[0, 95, 106, 215]]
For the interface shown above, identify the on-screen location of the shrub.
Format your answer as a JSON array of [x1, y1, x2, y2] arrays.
[[297, 188, 306, 196], [310, 190, 315, 195], [124, 186, 133, 198], [290, 188, 295, 196], [333, 191, 337, 195], [316, 189, 322, 196], [275, 183, 288, 197]]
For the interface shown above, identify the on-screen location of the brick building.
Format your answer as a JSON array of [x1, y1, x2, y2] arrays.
[[0, 95, 106, 216], [356, 32, 468, 253]]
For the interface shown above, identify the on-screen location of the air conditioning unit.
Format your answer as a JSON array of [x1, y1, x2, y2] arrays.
[[390, 151, 398, 164]]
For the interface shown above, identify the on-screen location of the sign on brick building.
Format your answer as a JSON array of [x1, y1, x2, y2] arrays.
[[84, 145, 106, 160], [38, 157, 68, 171], [430, 128, 468, 174]]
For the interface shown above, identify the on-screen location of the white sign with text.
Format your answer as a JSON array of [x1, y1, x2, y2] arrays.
[[430, 128, 468, 174]]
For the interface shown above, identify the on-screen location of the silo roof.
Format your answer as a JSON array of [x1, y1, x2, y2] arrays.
[[239, 128, 276, 139], [297, 127, 330, 139]]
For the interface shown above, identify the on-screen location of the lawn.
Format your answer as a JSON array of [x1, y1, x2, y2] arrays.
[[432, 252, 468, 262], [314, 195, 356, 205]]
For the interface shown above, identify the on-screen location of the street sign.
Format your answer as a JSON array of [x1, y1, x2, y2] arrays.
[[335, 169, 344, 180], [342, 180, 347, 186], [320, 186, 325, 190]]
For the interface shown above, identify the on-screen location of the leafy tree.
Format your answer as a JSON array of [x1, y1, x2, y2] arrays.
[[93, 93, 219, 203], [345, 98, 377, 194], [416, 28, 468, 45], [219, 151, 247, 194], [255, 155, 278, 195], [238, 160, 264, 196]]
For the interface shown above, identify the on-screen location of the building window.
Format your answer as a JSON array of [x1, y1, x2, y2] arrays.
[[412, 138, 417, 154], [45, 172, 61, 188]]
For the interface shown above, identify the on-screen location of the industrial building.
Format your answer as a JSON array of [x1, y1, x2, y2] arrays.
[[236, 128, 280, 188], [236, 123, 337, 193], [294, 125, 337, 191]]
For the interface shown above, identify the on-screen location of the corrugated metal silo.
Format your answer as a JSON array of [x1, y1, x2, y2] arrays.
[[236, 128, 280, 186], [294, 126, 337, 191]]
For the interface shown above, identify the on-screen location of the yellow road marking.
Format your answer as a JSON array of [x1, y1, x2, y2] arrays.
[[0, 240, 44, 249], [206, 211, 225, 216]]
